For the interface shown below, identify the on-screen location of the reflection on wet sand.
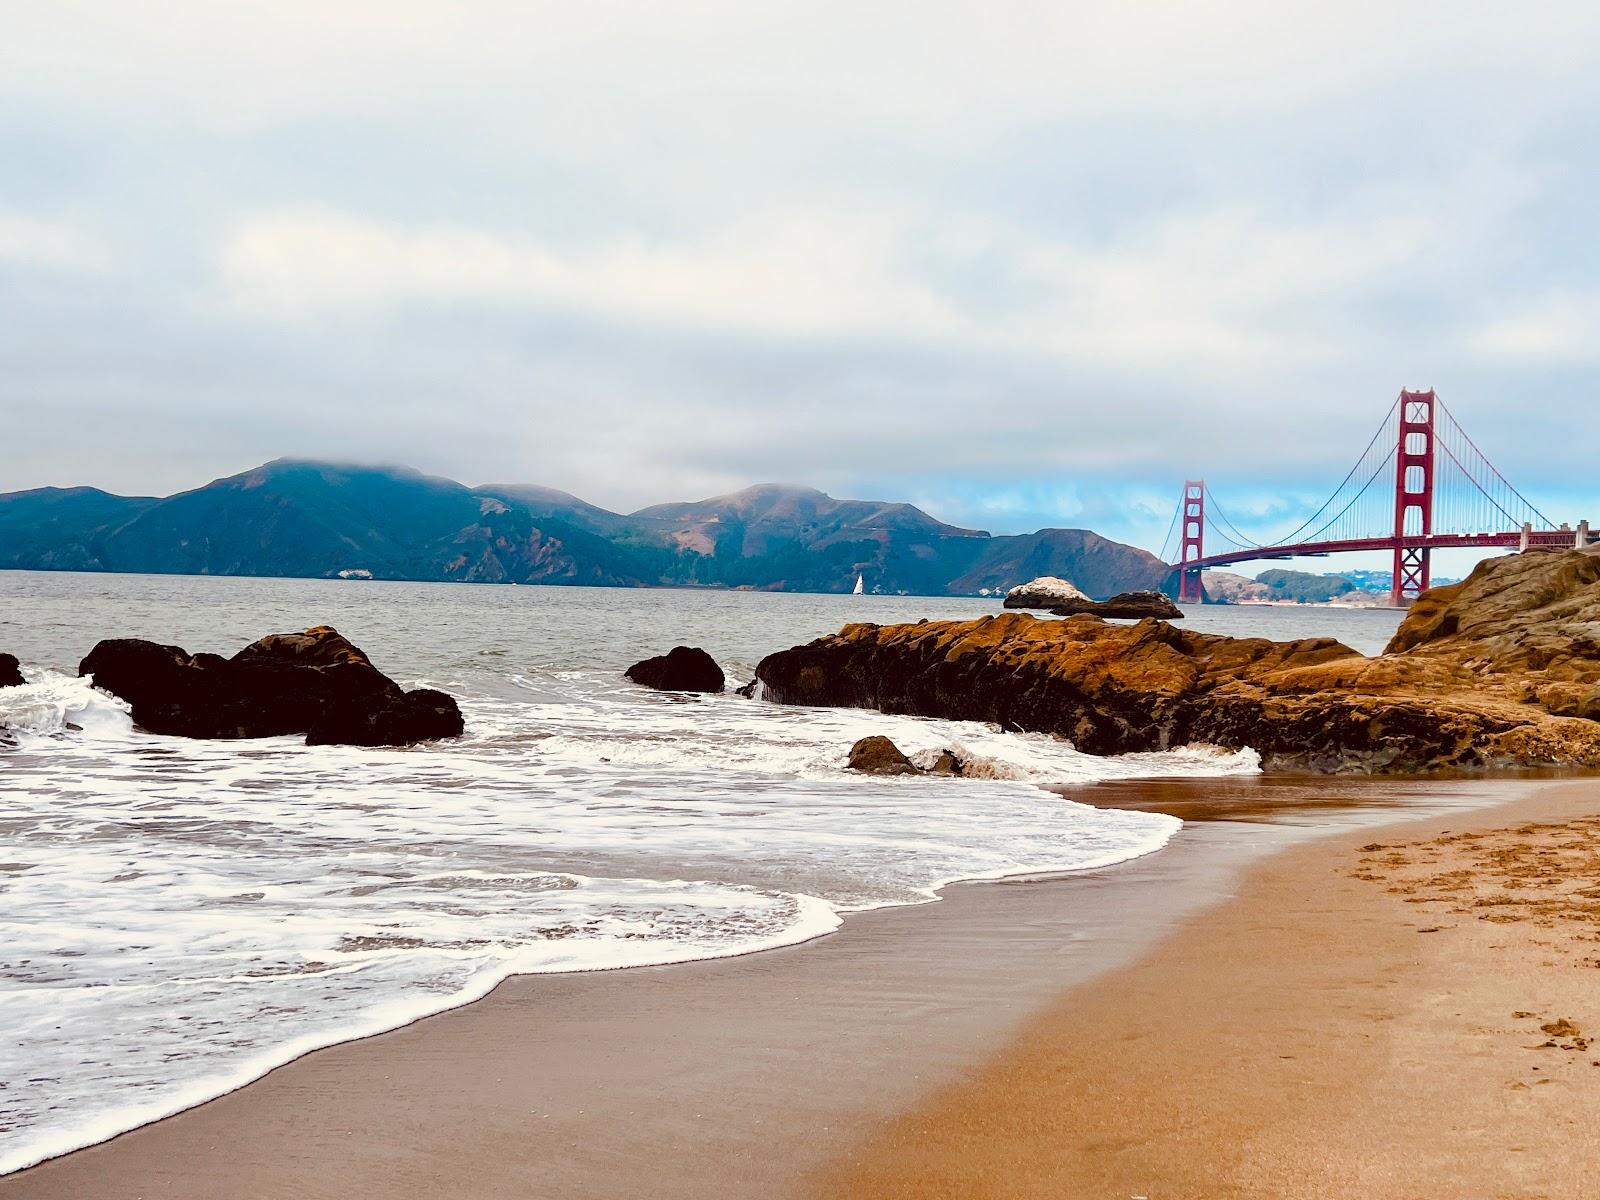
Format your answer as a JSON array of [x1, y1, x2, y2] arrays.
[[1064, 768, 1597, 825]]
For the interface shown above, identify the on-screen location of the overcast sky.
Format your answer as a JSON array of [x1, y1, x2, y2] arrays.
[[4, 1, 1598, 559]]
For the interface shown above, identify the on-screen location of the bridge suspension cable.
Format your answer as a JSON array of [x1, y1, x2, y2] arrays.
[[1296, 445, 1397, 545], [1266, 394, 1401, 548], [1203, 494, 1262, 550], [1157, 496, 1184, 564], [1432, 404, 1554, 534]]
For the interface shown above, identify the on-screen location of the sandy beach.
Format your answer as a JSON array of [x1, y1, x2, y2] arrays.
[[820, 778, 1600, 1199], [6, 773, 1592, 1198]]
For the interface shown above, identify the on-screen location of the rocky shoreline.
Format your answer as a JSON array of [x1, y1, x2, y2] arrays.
[[8, 548, 1599, 772], [754, 548, 1600, 773]]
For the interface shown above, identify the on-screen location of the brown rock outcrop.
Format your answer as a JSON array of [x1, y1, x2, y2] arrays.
[[755, 548, 1600, 774]]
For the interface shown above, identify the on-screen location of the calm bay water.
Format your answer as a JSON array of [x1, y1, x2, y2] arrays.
[[0, 572, 1404, 1173]]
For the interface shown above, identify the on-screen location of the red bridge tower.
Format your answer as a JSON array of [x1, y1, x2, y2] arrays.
[[1177, 479, 1205, 604], [1391, 389, 1436, 606]]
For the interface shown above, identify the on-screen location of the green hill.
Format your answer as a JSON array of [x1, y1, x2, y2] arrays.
[[0, 461, 1172, 598]]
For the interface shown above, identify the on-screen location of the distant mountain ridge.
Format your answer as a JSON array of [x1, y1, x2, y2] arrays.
[[0, 459, 1173, 598]]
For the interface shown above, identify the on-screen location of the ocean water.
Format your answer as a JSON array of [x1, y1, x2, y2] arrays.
[[0, 572, 1405, 1174]]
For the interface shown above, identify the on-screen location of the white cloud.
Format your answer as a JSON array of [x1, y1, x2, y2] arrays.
[[218, 192, 1474, 371], [220, 208, 969, 341], [5, 0, 1600, 544], [0, 213, 111, 273], [9, 1, 1599, 139], [1473, 293, 1600, 363]]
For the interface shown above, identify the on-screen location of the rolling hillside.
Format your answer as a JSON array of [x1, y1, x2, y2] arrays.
[[0, 461, 1173, 598]]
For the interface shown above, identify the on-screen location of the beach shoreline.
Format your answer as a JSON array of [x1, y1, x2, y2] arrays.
[[0, 772, 1570, 1199], [818, 776, 1600, 1199]]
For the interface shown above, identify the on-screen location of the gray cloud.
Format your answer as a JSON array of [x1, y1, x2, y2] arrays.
[[4, 1, 1598, 559]]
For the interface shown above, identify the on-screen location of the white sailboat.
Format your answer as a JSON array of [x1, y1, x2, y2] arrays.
[[852, 573, 865, 595]]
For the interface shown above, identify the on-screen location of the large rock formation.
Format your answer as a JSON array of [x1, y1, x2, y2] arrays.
[[625, 646, 725, 693], [80, 626, 464, 746], [1004, 576, 1182, 619], [0, 653, 24, 689], [754, 549, 1600, 774]]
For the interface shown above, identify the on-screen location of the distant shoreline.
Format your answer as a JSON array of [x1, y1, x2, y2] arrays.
[[1209, 596, 1400, 610], [0, 565, 1410, 610]]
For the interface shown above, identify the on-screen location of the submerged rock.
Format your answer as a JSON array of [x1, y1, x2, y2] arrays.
[[846, 735, 921, 776], [922, 749, 967, 777], [79, 625, 463, 746], [625, 646, 725, 693], [754, 549, 1600, 774], [1004, 577, 1182, 620]]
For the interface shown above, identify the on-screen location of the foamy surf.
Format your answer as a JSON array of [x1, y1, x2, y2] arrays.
[[0, 669, 132, 742], [0, 656, 1241, 1176]]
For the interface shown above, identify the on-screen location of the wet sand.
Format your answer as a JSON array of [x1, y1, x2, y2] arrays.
[[819, 778, 1600, 1200], [0, 775, 1572, 1199]]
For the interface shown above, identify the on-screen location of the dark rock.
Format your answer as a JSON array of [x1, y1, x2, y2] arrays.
[[1005, 576, 1182, 620], [0, 653, 25, 688], [1054, 590, 1184, 620], [625, 646, 725, 693], [924, 749, 966, 776], [307, 687, 464, 746], [847, 735, 921, 776], [79, 625, 463, 746]]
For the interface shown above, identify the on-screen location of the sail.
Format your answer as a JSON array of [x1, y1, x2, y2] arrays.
[[853, 574, 864, 595]]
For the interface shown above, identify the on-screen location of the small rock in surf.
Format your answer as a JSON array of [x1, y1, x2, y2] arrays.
[[846, 735, 921, 776], [0, 653, 25, 689], [625, 646, 725, 693]]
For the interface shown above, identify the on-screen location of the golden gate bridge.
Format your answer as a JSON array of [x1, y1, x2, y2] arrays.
[[1161, 388, 1595, 608]]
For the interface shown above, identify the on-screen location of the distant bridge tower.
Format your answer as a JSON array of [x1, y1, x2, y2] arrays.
[[1177, 479, 1206, 604], [1391, 389, 1436, 606]]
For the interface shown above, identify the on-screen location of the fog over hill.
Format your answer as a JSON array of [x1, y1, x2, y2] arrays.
[[0, 460, 1171, 598]]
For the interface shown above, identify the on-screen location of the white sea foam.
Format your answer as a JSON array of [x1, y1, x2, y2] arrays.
[[0, 661, 1248, 1175], [0, 670, 131, 741]]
